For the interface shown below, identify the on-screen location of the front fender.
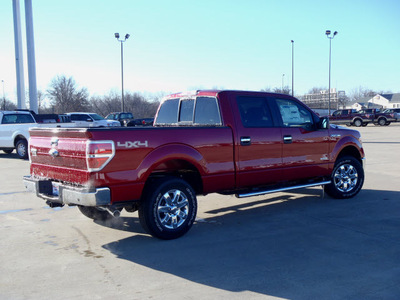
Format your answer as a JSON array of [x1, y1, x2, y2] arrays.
[[330, 134, 364, 163]]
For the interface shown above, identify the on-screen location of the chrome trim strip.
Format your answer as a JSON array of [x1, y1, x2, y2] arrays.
[[236, 180, 331, 198]]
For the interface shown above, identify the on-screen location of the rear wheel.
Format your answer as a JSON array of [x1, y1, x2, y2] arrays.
[[378, 118, 387, 126], [324, 156, 364, 199], [139, 177, 197, 240], [16, 139, 28, 159]]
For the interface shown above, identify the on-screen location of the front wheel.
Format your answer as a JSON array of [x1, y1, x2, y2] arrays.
[[378, 118, 387, 126], [324, 156, 364, 199], [139, 177, 197, 240], [353, 119, 362, 127]]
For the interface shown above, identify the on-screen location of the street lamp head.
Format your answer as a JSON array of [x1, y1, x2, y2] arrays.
[[125, 34, 130, 39], [114, 32, 120, 39], [326, 30, 331, 36], [333, 31, 338, 36]]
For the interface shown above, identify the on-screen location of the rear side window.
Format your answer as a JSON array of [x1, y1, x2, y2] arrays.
[[194, 97, 221, 125], [236, 96, 273, 127]]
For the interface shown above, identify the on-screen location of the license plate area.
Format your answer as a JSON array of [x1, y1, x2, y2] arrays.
[[52, 182, 60, 196]]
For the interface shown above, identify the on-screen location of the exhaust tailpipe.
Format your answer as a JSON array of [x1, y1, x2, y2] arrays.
[[106, 207, 121, 218]]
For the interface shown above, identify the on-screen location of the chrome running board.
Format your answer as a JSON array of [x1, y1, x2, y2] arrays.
[[236, 180, 331, 198]]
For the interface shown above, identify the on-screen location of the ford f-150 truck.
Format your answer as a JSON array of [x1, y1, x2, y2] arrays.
[[24, 90, 365, 239], [329, 109, 373, 127]]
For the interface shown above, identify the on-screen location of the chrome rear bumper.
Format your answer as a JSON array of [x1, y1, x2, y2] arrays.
[[23, 176, 111, 206]]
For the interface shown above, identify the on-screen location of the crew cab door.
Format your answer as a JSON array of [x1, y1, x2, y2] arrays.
[[272, 97, 330, 180], [232, 95, 283, 188]]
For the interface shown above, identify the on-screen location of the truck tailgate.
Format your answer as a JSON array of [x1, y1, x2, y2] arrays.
[[29, 128, 90, 184]]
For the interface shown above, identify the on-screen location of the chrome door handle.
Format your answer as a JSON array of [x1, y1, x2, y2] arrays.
[[240, 137, 251, 146], [283, 135, 292, 144]]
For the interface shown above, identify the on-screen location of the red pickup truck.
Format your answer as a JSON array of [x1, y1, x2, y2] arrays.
[[329, 109, 373, 127], [24, 90, 365, 239]]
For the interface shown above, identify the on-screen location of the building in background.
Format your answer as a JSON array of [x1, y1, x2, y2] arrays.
[[300, 89, 347, 110]]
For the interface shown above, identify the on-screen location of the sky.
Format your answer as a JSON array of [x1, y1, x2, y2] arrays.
[[1, 0, 400, 105]]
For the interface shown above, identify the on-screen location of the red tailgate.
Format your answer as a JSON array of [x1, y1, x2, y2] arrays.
[[29, 128, 91, 185]]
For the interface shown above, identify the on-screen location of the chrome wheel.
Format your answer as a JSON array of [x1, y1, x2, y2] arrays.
[[139, 177, 197, 239], [157, 189, 189, 229], [333, 163, 358, 193]]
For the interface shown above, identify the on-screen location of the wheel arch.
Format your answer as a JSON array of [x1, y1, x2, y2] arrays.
[[14, 134, 28, 147], [336, 145, 363, 165], [139, 144, 206, 195]]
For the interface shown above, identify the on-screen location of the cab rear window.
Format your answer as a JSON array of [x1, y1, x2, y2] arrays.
[[155, 97, 221, 126]]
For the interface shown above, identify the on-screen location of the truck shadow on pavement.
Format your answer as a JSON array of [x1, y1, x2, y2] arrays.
[[101, 188, 400, 299]]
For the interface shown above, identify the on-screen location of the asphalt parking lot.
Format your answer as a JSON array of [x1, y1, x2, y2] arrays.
[[1, 124, 399, 300]]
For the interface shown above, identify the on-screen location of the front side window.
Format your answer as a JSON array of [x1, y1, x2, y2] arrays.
[[275, 98, 313, 128], [89, 114, 104, 121]]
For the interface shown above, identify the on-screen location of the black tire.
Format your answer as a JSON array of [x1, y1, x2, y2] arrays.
[[139, 177, 197, 240], [16, 139, 28, 159], [3, 149, 13, 154], [78, 206, 111, 221], [324, 156, 364, 199], [378, 118, 387, 126], [353, 119, 362, 127]]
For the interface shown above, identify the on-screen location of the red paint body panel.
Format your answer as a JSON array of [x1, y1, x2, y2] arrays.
[[27, 90, 365, 204]]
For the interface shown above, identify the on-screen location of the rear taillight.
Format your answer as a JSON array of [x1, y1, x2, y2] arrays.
[[86, 141, 115, 171]]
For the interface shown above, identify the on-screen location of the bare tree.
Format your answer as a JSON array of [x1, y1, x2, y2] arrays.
[[273, 86, 291, 95], [47, 75, 90, 113], [348, 86, 376, 102], [2, 98, 17, 110], [89, 91, 160, 118], [307, 87, 327, 94]]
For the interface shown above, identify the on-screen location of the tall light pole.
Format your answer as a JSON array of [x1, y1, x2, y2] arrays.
[[1, 80, 5, 110], [115, 33, 130, 112], [282, 74, 285, 92], [326, 30, 338, 115], [291, 40, 294, 96]]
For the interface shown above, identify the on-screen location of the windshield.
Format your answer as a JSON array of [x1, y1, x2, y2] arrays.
[[89, 114, 105, 121]]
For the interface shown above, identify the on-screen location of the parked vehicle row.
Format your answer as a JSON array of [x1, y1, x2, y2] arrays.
[[0, 110, 77, 159], [329, 108, 400, 127], [1, 109, 156, 159]]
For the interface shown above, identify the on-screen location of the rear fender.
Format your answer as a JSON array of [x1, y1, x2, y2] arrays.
[[136, 144, 205, 183]]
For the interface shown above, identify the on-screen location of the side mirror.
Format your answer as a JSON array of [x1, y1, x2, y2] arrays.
[[86, 118, 93, 122], [318, 116, 329, 129]]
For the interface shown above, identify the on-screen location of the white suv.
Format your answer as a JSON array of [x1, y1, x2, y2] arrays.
[[67, 113, 121, 127]]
